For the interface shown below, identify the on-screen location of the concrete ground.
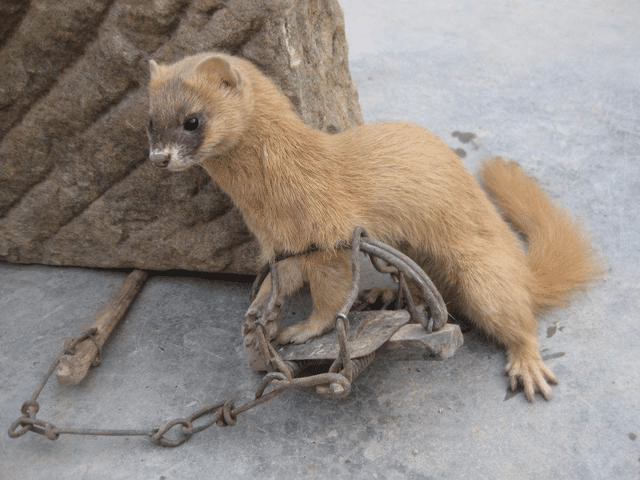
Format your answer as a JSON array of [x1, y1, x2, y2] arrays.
[[2, 0, 639, 478]]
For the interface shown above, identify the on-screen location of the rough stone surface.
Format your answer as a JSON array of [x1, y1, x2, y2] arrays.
[[0, 0, 363, 274]]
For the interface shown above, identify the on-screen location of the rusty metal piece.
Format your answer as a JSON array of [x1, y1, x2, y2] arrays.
[[56, 269, 148, 385], [315, 352, 376, 398], [358, 236, 448, 332]]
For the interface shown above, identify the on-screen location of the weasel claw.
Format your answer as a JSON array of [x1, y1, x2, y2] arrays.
[[505, 353, 558, 402], [275, 319, 332, 345]]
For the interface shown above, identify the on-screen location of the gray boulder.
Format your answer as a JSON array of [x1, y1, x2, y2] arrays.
[[0, 0, 362, 273]]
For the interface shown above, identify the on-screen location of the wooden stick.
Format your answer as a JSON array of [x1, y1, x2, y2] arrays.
[[56, 269, 148, 385]]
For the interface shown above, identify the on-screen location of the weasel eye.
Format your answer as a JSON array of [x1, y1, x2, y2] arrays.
[[184, 116, 199, 131]]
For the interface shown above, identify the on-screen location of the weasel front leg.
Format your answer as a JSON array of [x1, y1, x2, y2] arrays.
[[276, 251, 353, 345]]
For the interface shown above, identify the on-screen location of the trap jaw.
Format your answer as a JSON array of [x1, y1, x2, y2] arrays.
[[244, 228, 463, 399]]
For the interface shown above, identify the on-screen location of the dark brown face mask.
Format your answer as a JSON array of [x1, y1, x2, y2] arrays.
[[147, 78, 207, 170]]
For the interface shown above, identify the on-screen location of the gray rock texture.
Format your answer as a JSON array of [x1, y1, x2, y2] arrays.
[[0, 0, 362, 274]]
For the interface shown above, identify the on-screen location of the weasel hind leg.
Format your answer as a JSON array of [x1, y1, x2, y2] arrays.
[[455, 259, 557, 401], [353, 287, 399, 311]]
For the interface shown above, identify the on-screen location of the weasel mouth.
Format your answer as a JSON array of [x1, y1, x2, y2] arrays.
[[149, 151, 171, 168], [149, 146, 194, 171]]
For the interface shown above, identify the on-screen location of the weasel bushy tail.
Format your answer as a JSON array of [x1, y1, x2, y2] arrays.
[[479, 157, 602, 313]]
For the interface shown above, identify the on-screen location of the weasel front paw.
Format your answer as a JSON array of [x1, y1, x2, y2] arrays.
[[275, 318, 334, 345], [505, 349, 558, 401]]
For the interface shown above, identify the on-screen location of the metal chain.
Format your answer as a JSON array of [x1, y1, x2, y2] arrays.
[[8, 350, 352, 447], [8, 228, 447, 447]]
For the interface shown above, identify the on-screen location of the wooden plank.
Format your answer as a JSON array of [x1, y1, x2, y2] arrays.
[[379, 323, 464, 360]]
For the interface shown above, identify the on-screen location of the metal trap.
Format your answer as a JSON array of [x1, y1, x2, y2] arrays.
[[242, 228, 463, 399]]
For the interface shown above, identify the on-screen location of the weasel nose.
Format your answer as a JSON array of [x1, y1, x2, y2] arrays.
[[149, 151, 170, 168]]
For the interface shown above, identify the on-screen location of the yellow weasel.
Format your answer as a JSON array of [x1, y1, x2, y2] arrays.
[[147, 52, 601, 401]]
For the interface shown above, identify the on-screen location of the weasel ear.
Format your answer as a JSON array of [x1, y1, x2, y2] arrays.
[[198, 56, 242, 90], [149, 59, 163, 78]]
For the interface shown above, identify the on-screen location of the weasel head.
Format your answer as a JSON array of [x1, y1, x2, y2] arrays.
[[147, 53, 252, 172]]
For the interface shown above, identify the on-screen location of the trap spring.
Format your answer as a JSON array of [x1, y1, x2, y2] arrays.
[[9, 228, 452, 447]]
